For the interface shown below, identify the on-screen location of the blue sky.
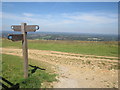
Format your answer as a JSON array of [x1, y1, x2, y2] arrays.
[[2, 2, 118, 34]]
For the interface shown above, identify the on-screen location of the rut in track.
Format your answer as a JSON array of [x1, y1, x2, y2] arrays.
[[2, 48, 118, 88]]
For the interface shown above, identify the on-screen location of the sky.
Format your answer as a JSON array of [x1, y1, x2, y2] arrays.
[[1, 2, 118, 34]]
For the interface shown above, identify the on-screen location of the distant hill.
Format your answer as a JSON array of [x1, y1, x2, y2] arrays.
[[2, 31, 118, 41]]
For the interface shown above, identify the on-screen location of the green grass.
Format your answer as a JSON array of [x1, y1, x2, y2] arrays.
[[2, 54, 56, 88], [2, 39, 118, 57]]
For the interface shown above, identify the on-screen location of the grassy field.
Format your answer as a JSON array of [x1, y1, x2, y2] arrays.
[[1, 39, 119, 88], [2, 39, 118, 57], [2, 54, 56, 88]]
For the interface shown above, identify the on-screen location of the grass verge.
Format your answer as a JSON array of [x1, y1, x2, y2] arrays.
[[2, 54, 57, 88]]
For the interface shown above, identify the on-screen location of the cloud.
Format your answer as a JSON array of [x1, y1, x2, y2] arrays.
[[2, 11, 118, 34], [2, 12, 117, 25], [23, 13, 34, 17], [2, 12, 23, 21], [62, 12, 117, 24], [0, 12, 2, 19]]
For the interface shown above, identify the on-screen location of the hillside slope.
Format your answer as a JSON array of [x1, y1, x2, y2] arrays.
[[2, 48, 118, 88]]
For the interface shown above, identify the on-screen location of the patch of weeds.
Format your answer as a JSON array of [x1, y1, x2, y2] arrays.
[[82, 60, 85, 64], [79, 56, 84, 57], [101, 62, 106, 66], [86, 61, 91, 64], [111, 65, 119, 70]]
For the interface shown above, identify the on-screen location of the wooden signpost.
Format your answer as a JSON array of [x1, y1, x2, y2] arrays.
[[8, 23, 39, 78], [8, 34, 23, 41]]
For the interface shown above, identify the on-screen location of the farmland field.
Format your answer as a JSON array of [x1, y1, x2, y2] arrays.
[[1, 39, 119, 88], [2, 39, 118, 57]]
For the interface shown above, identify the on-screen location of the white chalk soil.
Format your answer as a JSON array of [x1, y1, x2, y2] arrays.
[[2, 48, 118, 88]]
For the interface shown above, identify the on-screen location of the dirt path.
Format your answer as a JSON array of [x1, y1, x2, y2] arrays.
[[2, 48, 118, 88]]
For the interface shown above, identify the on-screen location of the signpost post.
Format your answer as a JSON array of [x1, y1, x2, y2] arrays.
[[21, 23, 28, 78], [8, 23, 39, 78]]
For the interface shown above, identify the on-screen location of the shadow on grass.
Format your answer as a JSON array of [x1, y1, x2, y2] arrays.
[[0, 76, 19, 90], [28, 64, 46, 77], [1, 65, 46, 89]]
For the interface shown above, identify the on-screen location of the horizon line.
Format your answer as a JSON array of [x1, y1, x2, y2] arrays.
[[2, 30, 118, 35]]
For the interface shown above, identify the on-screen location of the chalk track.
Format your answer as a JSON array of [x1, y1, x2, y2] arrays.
[[2, 48, 118, 88]]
